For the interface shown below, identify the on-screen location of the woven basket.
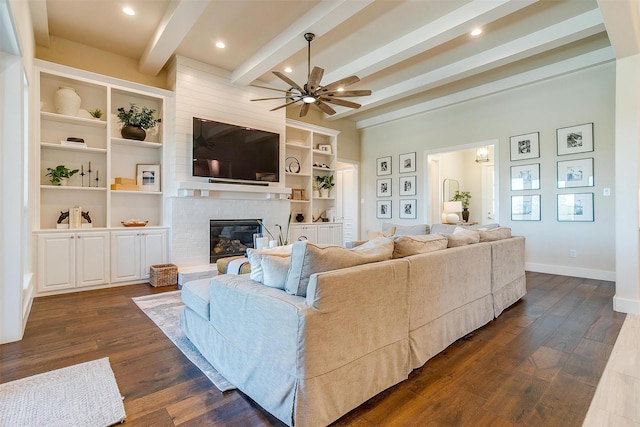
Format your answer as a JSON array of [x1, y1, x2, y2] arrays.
[[149, 263, 178, 287]]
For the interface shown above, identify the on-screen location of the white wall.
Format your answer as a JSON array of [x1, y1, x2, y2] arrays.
[[361, 63, 615, 280]]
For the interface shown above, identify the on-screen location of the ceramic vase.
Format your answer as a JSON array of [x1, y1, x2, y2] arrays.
[[312, 190, 320, 198], [296, 213, 305, 223], [54, 86, 81, 116], [320, 188, 329, 198], [462, 208, 470, 222], [121, 125, 146, 141]]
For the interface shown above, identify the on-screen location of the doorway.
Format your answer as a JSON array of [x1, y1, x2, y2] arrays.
[[337, 161, 359, 244]]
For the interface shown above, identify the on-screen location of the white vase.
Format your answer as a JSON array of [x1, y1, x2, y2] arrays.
[[320, 188, 329, 198], [313, 190, 320, 198], [54, 86, 81, 116]]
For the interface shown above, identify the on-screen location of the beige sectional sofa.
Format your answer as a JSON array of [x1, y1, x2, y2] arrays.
[[180, 229, 526, 427]]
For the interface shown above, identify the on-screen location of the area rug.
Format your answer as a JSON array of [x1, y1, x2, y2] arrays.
[[0, 357, 126, 427], [132, 291, 235, 392]]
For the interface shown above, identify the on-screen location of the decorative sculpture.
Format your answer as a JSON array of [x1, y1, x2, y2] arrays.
[[57, 210, 92, 224]]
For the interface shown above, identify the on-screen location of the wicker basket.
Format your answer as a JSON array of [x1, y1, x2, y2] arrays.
[[149, 263, 178, 287]]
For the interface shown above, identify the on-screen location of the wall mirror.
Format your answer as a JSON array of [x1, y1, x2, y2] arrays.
[[443, 178, 459, 203]]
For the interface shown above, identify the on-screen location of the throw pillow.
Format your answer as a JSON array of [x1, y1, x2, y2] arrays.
[[246, 245, 293, 283], [479, 227, 512, 242], [429, 223, 457, 235], [367, 226, 395, 240], [447, 229, 480, 248], [284, 237, 395, 296], [392, 234, 448, 258], [382, 222, 429, 235], [261, 255, 290, 289]]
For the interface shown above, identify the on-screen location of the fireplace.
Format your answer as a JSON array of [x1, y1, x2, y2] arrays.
[[210, 219, 260, 263]]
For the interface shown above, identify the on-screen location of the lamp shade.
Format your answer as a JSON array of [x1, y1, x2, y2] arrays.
[[443, 201, 463, 213]]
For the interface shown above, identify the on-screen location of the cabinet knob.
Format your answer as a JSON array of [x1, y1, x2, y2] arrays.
[[70, 236, 75, 239]]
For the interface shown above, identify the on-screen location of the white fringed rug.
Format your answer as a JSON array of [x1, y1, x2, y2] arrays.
[[132, 291, 235, 392], [0, 357, 126, 427]]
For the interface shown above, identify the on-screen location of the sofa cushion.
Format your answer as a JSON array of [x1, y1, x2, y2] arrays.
[[392, 234, 448, 258], [261, 255, 290, 289], [367, 226, 395, 240], [447, 229, 480, 247], [246, 245, 293, 283], [181, 278, 211, 321], [284, 237, 395, 296], [383, 222, 430, 235], [429, 223, 458, 235], [479, 227, 512, 242]]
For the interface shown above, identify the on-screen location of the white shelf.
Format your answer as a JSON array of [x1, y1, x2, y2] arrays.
[[313, 149, 333, 155], [111, 190, 162, 195], [285, 172, 311, 178], [290, 199, 311, 203], [41, 142, 107, 153], [313, 166, 334, 172], [111, 137, 162, 149], [40, 185, 106, 191], [178, 181, 291, 196], [41, 111, 107, 127]]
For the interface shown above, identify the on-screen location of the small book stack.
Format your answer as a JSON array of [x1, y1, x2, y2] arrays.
[[61, 137, 87, 148], [110, 177, 138, 191]]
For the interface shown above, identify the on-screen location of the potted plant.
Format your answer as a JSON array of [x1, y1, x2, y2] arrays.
[[116, 103, 161, 141], [257, 213, 292, 246], [321, 174, 335, 198], [313, 176, 323, 198], [451, 190, 471, 221], [46, 165, 79, 186], [89, 108, 103, 120]]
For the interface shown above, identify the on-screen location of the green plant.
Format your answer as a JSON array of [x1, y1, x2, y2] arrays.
[[46, 165, 79, 185], [257, 213, 292, 246], [451, 190, 471, 209], [116, 103, 161, 129], [321, 174, 335, 189], [313, 176, 324, 191], [89, 108, 103, 119]]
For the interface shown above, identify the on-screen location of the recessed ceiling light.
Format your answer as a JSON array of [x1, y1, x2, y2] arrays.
[[122, 7, 135, 16], [284, 67, 293, 73], [215, 41, 225, 49], [470, 28, 482, 37]]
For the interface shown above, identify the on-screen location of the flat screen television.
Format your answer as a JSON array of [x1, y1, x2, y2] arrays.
[[192, 117, 280, 184]]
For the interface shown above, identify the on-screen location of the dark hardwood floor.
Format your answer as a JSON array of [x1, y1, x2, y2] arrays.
[[0, 272, 625, 426]]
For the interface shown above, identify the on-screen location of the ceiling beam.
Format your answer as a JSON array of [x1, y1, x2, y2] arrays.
[[330, 8, 605, 121], [230, 0, 373, 87], [597, 0, 640, 58], [27, 0, 49, 48], [139, 0, 211, 76]]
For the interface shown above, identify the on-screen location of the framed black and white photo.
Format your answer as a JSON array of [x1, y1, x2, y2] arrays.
[[136, 163, 161, 192], [399, 176, 416, 196], [399, 199, 417, 219], [511, 195, 541, 221], [557, 193, 594, 222], [399, 152, 416, 173], [376, 156, 392, 176], [510, 163, 540, 191], [557, 123, 593, 156], [377, 178, 392, 197], [377, 200, 392, 219], [557, 157, 594, 188], [510, 132, 540, 161]]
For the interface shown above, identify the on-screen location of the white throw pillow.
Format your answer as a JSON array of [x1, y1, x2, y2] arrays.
[[447, 229, 480, 247], [284, 237, 395, 296], [261, 255, 290, 289], [392, 234, 448, 258], [246, 245, 293, 283]]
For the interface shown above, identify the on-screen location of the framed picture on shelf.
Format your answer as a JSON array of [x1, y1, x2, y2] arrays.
[[377, 200, 392, 219], [557, 192, 594, 222], [511, 195, 541, 221], [557, 157, 594, 188], [510, 132, 540, 161], [399, 152, 416, 173], [136, 163, 161, 192], [377, 178, 391, 197], [318, 144, 332, 153], [399, 176, 416, 196], [399, 199, 417, 219], [377, 156, 392, 176], [510, 163, 540, 191], [557, 123, 593, 156]]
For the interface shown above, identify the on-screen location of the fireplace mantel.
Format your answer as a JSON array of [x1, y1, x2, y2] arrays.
[[177, 181, 291, 200]]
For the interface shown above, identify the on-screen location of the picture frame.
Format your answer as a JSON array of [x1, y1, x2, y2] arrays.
[[399, 152, 416, 173], [399, 176, 416, 196], [377, 178, 392, 197], [399, 199, 417, 219], [510, 163, 540, 191], [510, 132, 540, 161], [557, 192, 594, 222], [557, 123, 594, 156], [292, 188, 305, 200], [377, 200, 392, 219], [376, 156, 392, 176], [136, 163, 161, 192], [511, 195, 541, 221], [318, 144, 332, 153], [557, 157, 594, 188]]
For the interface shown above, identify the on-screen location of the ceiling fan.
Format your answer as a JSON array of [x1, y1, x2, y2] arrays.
[[250, 33, 372, 117]]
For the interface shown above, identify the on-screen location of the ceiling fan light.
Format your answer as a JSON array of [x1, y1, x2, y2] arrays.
[[284, 67, 292, 73], [122, 7, 135, 15], [302, 95, 316, 103]]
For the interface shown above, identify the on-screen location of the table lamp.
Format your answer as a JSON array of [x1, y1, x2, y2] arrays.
[[442, 201, 463, 224]]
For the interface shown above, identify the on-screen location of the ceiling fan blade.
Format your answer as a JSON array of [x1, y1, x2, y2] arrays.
[[320, 76, 360, 92], [307, 66, 324, 92], [273, 71, 304, 93], [250, 84, 291, 94], [270, 99, 300, 112], [299, 103, 310, 117], [314, 100, 336, 115], [322, 89, 372, 97], [251, 96, 293, 101], [319, 97, 361, 109]]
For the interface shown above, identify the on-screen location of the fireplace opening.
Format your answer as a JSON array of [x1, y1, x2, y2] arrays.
[[210, 219, 260, 263]]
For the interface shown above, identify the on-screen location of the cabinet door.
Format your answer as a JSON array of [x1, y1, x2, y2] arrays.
[[289, 225, 317, 244], [76, 232, 110, 287], [37, 233, 75, 292], [110, 231, 141, 283], [317, 224, 343, 245], [140, 230, 166, 279]]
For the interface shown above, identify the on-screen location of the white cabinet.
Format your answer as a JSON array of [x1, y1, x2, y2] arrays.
[[317, 223, 343, 245], [289, 223, 343, 245], [289, 224, 318, 243], [37, 231, 109, 292], [110, 229, 167, 283]]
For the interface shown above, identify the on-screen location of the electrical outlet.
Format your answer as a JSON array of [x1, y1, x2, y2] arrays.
[[569, 249, 577, 258], [603, 188, 611, 196]]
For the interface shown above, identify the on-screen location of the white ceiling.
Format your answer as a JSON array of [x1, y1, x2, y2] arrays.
[[28, 0, 633, 128]]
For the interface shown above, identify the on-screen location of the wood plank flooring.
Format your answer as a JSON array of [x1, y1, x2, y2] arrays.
[[0, 272, 625, 426]]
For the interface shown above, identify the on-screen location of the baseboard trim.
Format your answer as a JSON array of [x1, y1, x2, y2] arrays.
[[613, 296, 640, 315], [525, 262, 615, 281]]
